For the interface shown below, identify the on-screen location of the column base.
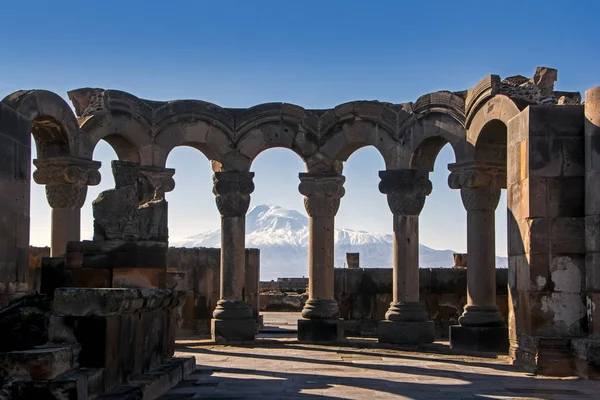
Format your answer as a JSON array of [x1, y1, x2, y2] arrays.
[[449, 325, 509, 353], [297, 319, 342, 342], [211, 318, 256, 343], [378, 320, 435, 345]]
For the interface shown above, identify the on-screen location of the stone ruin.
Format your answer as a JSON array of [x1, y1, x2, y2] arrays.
[[0, 66, 600, 397]]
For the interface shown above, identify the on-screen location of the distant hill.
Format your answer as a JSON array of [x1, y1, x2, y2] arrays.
[[172, 204, 508, 281]]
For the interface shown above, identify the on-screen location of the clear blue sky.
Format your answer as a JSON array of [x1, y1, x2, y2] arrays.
[[2, 0, 599, 256]]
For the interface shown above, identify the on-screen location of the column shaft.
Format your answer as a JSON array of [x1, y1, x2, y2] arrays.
[[220, 216, 246, 302], [392, 215, 419, 303], [308, 216, 335, 301], [51, 208, 81, 257], [466, 209, 497, 308]]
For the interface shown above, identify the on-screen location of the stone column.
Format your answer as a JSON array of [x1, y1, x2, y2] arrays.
[[297, 172, 345, 342], [586, 86, 600, 337], [211, 171, 256, 342], [448, 161, 508, 352], [33, 157, 101, 256], [377, 169, 435, 344]]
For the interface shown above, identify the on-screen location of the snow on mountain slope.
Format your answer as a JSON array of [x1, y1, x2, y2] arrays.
[[172, 204, 508, 280]]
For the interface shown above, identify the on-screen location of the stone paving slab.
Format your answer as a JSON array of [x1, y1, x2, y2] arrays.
[[161, 337, 600, 399]]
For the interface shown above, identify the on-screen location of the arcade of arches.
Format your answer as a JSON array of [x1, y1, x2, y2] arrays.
[[1, 67, 600, 396]]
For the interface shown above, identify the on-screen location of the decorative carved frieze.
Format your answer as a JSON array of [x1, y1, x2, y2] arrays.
[[448, 162, 505, 211], [378, 169, 432, 216], [33, 157, 101, 209], [213, 171, 255, 218], [298, 173, 345, 218]]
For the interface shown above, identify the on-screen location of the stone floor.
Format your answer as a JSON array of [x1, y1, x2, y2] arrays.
[[161, 312, 600, 399]]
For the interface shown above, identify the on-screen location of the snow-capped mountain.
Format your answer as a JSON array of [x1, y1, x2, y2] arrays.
[[172, 204, 508, 281]]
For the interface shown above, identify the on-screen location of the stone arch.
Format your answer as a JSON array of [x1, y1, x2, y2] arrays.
[[406, 113, 471, 171], [234, 103, 310, 172], [68, 88, 156, 164], [317, 101, 404, 170], [77, 113, 148, 163], [466, 94, 521, 147], [474, 119, 508, 165], [153, 100, 235, 170], [1, 90, 79, 158]]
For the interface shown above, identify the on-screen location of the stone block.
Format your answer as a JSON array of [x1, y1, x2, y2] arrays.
[[67, 240, 168, 270], [546, 176, 584, 217], [449, 325, 509, 353], [297, 319, 342, 342], [377, 320, 435, 344], [68, 268, 112, 288], [586, 215, 600, 253], [549, 217, 585, 254], [211, 318, 256, 343], [0, 345, 75, 380], [112, 267, 166, 289], [549, 254, 584, 293]]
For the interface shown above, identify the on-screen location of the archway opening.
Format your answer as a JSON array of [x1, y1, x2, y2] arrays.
[[165, 146, 218, 245], [249, 147, 308, 330], [334, 145, 387, 332], [475, 119, 508, 263], [80, 140, 119, 240]]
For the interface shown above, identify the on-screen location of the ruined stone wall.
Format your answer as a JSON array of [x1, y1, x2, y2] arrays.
[[0, 104, 31, 307], [259, 267, 508, 338], [166, 247, 260, 336], [507, 105, 587, 374]]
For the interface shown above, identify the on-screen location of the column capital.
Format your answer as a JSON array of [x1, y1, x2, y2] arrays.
[[447, 161, 506, 190], [33, 156, 101, 186], [298, 172, 345, 218], [112, 161, 175, 201], [33, 157, 101, 209], [379, 169, 432, 216], [448, 162, 504, 211], [213, 171, 255, 218]]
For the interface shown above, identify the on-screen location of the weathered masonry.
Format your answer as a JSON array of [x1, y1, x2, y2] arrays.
[[1, 66, 599, 385]]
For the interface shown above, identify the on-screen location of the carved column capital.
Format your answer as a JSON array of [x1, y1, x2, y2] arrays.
[[298, 173, 345, 218], [111, 161, 175, 201], [213, 171, 255, 218], [448, 162, 504, 211], [33, 157, 101, 209], [379, 169, 432, 216]]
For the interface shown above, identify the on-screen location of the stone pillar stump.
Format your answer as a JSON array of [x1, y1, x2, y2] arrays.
[[211, 171, 256, 343], [377, 169, 435, 344], [448, 162, 508, 352], [297, 172, 345, 342]]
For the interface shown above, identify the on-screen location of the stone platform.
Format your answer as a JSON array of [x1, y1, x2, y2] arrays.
[[450, 325, 509, 353], [163, 337, 600, 399], [378, 320, 435, 344]]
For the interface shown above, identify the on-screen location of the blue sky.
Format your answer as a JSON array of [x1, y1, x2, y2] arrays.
[[2, 0, 599, 256]]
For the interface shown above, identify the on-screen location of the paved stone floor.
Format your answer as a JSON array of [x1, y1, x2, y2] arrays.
[[162, 313, 600, 399]]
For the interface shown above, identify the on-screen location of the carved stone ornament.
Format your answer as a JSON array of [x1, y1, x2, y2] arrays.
[[92, 161, 175, 242], [378, 169, 432, 216], [33, 157, 101, 209], [448, 162, 504, 211], [213, 171, 255, 218], [298, 173, 345, 218]]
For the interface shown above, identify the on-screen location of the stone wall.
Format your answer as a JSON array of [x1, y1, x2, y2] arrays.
[[260, 267, 509, 338], [166, 247, 260, 336], [0, 104, 31, 307]]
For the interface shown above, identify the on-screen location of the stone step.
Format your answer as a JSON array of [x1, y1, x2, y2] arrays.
[[0, 344, 79, 380], [3, 366, 104, 400], [99, 357, 195, 400]]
